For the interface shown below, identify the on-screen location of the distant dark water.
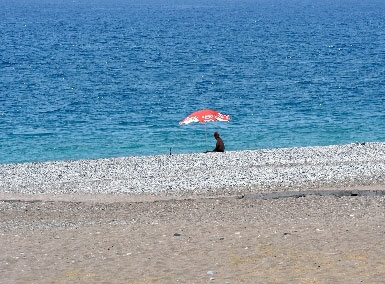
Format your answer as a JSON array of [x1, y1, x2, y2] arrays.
[[1, 0, 385, 163]]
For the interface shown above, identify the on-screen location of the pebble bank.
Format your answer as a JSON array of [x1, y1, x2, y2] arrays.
[[1, 143, 385, 197]]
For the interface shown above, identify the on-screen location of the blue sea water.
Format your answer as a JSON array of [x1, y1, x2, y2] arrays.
[[1, 0, 385, 164]]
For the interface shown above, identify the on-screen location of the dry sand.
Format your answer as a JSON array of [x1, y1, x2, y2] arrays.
[[1, 194, 384, 284], [1, 144, 385, 283]]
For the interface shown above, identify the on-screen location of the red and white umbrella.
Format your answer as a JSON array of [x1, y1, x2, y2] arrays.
[[179, 109, 230, 125], [179, 109, 230, 151]]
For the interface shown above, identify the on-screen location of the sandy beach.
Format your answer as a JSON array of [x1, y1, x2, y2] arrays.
[[1, 143, 385, 283]]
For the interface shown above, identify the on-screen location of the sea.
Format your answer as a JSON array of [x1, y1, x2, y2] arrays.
[[1, 0, 385, 164]]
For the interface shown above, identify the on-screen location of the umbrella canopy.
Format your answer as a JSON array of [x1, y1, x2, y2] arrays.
[[179, 109, 230, 125], [179, 109, 230, 151]]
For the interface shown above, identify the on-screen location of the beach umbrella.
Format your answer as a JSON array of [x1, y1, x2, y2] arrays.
[[179, 109, 230, 151]]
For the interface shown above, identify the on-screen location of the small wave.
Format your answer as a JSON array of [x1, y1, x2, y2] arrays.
[[0, 60, 15, 68], [11, 132, 54, 137]]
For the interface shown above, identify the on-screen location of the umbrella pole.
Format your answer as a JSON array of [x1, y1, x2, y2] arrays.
[[204, 123, 208, 151]]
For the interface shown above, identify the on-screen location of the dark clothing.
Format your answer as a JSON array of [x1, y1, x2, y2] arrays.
[[213, 137, 225, 152]]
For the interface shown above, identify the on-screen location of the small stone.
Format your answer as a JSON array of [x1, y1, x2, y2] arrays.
[[173, 233, 182, 237]]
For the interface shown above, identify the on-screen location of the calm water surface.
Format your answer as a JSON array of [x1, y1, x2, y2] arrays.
[[1, 0, 385, 163]]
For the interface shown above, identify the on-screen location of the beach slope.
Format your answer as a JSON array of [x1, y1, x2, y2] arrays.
[[1, 143, 385, 283]]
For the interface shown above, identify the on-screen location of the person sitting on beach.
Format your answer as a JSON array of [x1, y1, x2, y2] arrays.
[[206, 131, 225, 153]]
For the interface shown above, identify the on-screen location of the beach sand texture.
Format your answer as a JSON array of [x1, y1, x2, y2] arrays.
[[1, 142, 385, 198], [1, 143, 385, 283]]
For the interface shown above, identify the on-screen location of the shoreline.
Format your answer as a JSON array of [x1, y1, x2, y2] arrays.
[[1, 142, 385, 200]]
